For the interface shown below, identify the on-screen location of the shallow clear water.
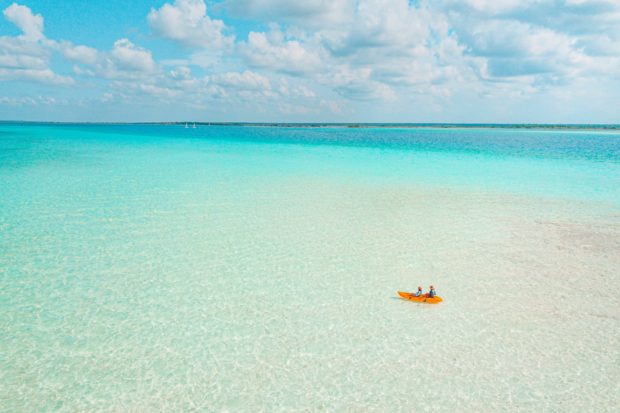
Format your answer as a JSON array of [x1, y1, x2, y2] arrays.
[[1, 124, 619, 411]]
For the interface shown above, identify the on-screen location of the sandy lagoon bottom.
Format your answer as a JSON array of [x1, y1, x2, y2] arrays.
[[1, 143, 619, 411]]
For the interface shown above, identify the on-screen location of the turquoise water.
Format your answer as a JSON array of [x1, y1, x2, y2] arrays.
[[1, 124, 619, 411], [2, 124, 619, 202]]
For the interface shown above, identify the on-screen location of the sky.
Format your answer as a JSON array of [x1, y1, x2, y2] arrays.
[[0, 0, 619, 123]]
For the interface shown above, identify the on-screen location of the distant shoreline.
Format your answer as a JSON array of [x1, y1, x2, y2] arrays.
[[1, 121, 619, 131]]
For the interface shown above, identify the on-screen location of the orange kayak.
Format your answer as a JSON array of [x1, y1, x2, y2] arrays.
[[398, 291, 443, 304]]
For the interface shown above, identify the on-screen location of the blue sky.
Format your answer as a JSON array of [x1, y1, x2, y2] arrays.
[[0, 0, 619, 122]]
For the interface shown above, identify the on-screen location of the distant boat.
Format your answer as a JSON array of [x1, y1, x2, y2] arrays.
[[184, 123, 188, 128], [192, 123, 196, 129]]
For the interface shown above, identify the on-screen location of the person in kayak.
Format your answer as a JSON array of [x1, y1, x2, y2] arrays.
[[428, 285, 437, 298], [414, 286, 423, 297]]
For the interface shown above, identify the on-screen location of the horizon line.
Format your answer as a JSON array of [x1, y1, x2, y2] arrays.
[[1, 120, 619, 130]]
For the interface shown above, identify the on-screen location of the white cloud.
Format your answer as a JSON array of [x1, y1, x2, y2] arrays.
[[289, 84, 316, 98], [210, 70, 272, 92], [167, 66, 200, 91], [57, 42, 99, 65], [240, 31, 322, 75], [64, 38, 158, 80], [3, 3, 44, 40], [227, 0, 619, 104], [170, 66, 192, 80], [109, 39, 156, 72], [330, 0, 430, 54], [148, 0, 233, 49], [2, 0, 620, 120], [0, 50, 47, 69], [0, 3, 74, 85], [0, 67, 73, 85], [236, 1, 476, 101], [441, 1, 620, 87], [134, 83, 181, 99], [0, 95, 60, 106], [324, 66, 396, 101]]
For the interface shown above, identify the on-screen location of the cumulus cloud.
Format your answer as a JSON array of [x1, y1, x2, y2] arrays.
[[277, 79, 316, 98], [224, 0, 619, 104], [441, 0, 620, 86], [101, 67, 277, 105], [3, 3, 44, 40], [0, 67, 73, 85], [326, 0, 430, 54], [57, 42, 99, 65], [148, 0, 234, 49], [234, 0, 478, 101], [0, 3, 73, 85], [63, 38, 159, 80], [0, 43, 47, 69], [0, 3, 161, 89], [2, 0, 620, 120], [240, 30, 322, 75], [109, 39, 156, 73], [210, 70, 273, 97], [324, 66, 396, 101]]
